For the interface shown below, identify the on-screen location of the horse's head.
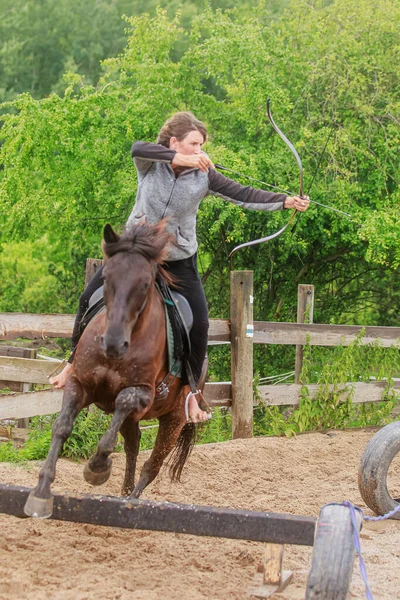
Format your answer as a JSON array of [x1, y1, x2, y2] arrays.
[[100, 221, 173, 360]]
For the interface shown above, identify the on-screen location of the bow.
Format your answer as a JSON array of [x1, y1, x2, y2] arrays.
[[229, 99, 303, 259]]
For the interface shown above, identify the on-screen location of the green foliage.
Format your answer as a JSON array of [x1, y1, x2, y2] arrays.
[[0, 408, 119, 463], [61, 409, 122, 460], [0, 407, 231, 463], [0, 0, 279, 102], [0, 1, 399, 380], [253, 335, 400, 436]]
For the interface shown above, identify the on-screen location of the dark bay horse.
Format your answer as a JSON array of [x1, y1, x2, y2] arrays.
[[24, 222, 196, 518]]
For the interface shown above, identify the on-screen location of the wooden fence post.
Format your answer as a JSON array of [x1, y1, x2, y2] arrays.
[[0, 346, 36, 428], [230, 270, 254, 439], [294, 284, 314, 384], [85, 258, 103, 286]]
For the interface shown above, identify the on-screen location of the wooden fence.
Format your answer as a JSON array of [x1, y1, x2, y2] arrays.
[[1, 272, 400, 439]]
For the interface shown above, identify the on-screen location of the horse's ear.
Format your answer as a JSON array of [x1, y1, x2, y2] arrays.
[[103, 224, 120, 245]]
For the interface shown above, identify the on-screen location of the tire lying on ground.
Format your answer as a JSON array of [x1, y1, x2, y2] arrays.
[[358, 420, 400, 519], [305, 503, 362, 600]]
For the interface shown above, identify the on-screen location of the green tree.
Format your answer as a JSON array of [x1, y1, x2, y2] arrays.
[[0, 1, 399, 380], [0, 0, 277, 101]]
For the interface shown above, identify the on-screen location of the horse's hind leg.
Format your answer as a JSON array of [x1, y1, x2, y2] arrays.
[[130, 409, 185, 499], [24, 377, 86, 518], [84, 386, 152, 486], [120, 418, 141, 496]]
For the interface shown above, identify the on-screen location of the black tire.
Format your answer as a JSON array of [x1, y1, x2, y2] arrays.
[[305, 503, 362, 599], [358, 420, 400, 518]]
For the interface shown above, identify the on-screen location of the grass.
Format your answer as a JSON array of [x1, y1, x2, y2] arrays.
[[0, 407, 233, 464]]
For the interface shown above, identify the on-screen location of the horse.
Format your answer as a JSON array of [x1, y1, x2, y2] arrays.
[[24, 221, 197, 519]]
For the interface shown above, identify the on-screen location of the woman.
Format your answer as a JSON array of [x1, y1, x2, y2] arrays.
[[50, 111, 310, 422]]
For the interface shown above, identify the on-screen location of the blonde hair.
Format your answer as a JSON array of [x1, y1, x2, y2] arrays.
[[157, 112, 208, 148]]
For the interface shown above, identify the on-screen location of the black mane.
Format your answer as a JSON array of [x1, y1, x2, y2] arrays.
[[103, 222, 174, 264]]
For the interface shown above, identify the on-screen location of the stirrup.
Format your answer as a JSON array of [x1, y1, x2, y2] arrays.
[[184, 390, 212, 423]]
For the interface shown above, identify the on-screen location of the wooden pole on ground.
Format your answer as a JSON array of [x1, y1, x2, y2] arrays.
[[294, 284, 314, 384], [230, 270, 253, 439]]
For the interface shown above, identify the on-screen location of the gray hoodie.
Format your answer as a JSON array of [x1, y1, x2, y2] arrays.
[[127, 142, 287, 261]]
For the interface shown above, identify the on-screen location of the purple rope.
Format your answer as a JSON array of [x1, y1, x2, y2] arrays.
[[363, 502, 400, 521], [341, 501, 374, 600]]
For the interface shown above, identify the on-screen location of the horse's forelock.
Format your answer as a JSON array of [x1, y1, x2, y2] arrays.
[[102, 221, 174, 264]]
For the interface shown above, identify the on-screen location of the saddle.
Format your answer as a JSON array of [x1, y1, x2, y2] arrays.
[[79, 279, 194, 396]]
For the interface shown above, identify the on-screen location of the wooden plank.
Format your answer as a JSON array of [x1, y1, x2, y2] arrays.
[[249, 543, 293, 598], [0, 347, 36, 389], [0, 389, 63, 419], [203, 382, 231, 406], [0, 484, 317, 546], [0, 313, 230, 343], [0, 348, 36, 428], [259, 381, 400, 407], [250, 571, 293, 599], [254, 322, 400, 347], [3, 313, 400, 347], [230, 271, 253, 439], [1, 378, 398, 421], [0, 346, 29, 358], [295, 285, 314, 383], [0, 358, 233, 390], [0, 313, 75, 340], [0, 356, 55, 384], [18, 382, 31, 429], [0, 385, 229, 420], [208, 319, 230, 342], [263, 543, 283, 585]]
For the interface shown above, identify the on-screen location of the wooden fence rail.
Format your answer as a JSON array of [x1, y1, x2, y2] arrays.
[[1, 270, 400, 437], [2, 313, 400, 347], [1, 380, 399, 421]]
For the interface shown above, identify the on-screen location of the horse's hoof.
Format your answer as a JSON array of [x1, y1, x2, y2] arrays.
[[83, 459, 112, 486], [24, 491, 54, 519]]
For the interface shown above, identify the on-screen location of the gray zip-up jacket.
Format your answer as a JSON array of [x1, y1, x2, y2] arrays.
[[127, 142, 287, 261]]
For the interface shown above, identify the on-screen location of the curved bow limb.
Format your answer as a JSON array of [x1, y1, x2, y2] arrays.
[[229, 99, 303, 259]]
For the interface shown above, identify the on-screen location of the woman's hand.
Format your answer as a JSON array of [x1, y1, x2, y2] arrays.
[[284, 195, 310, 212], [172, 153, 215, 172], [48, 362, 74, 389]]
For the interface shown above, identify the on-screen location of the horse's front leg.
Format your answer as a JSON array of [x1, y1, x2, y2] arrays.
[[120, 418, 141, 496], [24, 376, 86, 518], [130, 407, 185, 499], [84, 386, 152, 487]]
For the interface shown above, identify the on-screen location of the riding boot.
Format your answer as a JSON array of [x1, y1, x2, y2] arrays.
[[196, 355, 209, 411]]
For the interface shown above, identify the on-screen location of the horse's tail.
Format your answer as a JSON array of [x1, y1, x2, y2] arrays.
[[168, 422, 197, 482]]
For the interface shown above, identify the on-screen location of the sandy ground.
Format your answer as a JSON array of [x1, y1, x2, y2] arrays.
[[0, 429, 399, 600]]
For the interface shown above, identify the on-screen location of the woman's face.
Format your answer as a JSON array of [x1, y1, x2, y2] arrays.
[[169, 130, 204, 155]]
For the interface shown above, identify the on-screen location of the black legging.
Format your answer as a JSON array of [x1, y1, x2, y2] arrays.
[[69, 253, 209, 385]]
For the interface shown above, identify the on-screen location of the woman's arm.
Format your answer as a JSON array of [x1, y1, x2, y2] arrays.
[[131, 141, 176, 164], [208, 169, 287, 211], [208, 169, 310, 212], [131, 142, 215, 172]]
